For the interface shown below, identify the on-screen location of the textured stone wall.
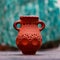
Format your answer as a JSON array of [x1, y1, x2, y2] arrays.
[[0, 0, 60, 47]]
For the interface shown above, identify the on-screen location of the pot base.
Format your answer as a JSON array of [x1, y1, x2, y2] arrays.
[[22, 51, 36, 55]]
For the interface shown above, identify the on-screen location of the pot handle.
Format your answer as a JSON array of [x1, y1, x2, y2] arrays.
[[13, 20, 21, 31], [38, 20, 45, 31]]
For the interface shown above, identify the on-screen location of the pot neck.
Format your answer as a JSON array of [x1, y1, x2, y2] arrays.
[[20, 16, 39, 24]]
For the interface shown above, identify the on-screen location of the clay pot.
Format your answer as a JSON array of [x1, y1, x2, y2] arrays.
[[13, 16, 45, 55]]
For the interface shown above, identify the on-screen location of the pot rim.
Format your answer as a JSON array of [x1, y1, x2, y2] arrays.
[[20, 16, 39, 19]]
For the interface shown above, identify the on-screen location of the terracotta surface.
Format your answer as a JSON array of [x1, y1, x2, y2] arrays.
[[13, 16, 45, 55]]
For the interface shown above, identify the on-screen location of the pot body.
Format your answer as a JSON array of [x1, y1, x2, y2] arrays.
[[13, 16, 45, 55]]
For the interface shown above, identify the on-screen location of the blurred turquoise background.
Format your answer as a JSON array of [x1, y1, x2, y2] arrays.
[[0, 0, 60, 47]]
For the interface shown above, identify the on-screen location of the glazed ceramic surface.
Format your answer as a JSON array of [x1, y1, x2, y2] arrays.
[[13, 16, 45, 55]]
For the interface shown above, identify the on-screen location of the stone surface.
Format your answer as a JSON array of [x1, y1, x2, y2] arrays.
[[0, 47, 60, 60]]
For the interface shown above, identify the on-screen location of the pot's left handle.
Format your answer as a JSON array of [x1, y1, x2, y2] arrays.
[[13, 20, 21, 31]]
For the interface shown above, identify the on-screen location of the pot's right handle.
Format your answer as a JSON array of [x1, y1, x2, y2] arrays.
[[13, 20, 21, 31], [38, 20, 45, 31]]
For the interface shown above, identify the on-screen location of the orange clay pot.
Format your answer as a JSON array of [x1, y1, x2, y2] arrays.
[[13, 16, 45, 55]]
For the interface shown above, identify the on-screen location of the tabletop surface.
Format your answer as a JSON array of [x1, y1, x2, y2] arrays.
[[0, 47, 60, 60]]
